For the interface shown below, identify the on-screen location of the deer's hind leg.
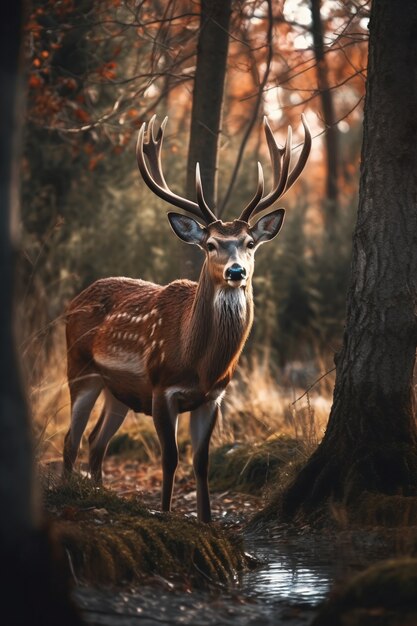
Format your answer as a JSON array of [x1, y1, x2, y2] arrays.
[[88, 388, 129, 483], [63, 370, 103, 478]]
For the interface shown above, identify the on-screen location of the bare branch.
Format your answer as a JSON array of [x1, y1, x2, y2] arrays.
[[218, 0, 274, 217]]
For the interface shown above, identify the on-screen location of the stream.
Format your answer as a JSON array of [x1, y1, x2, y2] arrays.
[[74, 522, 374, 626]]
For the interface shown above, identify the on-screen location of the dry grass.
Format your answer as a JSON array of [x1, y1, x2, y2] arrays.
[[217, 355, 331, 449], [27, 323, 334, 498]]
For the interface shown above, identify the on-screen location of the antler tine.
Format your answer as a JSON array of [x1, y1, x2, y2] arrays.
[[239, 116, 311, 224], [136, 117, 216, 224], [250, 125, 292, 220], [196, 163, 217, 222], [238, 162, 265, 223], [239, 122, 292, 223], [264, 116, 285, 189], [141, 114, 167, 188], [284, 113, 312, 192]]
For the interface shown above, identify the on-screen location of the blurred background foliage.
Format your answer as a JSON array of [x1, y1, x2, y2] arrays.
[[20, 0, 368, 386]]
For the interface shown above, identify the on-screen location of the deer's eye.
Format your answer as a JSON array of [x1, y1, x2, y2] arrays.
[[247, 240, 255, 249], [207, 242, 216, 252]]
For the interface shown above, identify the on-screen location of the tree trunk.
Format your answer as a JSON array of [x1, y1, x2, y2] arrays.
[[0, 0, 34, 545], [0, 4, 82, 624], [183, 0, 232, 278], [311, 0, 339, 231], [281, 0, 417, 520]]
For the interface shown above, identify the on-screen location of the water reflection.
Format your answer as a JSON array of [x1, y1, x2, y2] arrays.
[[244, 562, 330, 604], [240, 527, 352, 607], [76, 527, 350, 625]]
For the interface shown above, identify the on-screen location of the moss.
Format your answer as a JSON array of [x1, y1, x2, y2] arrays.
[[256, 489, 417, 531], [209, 435, 305, 494], [55, 515, 246, 587], [45, 476, 247, 588], [314, 559, 417, 626], [351, 494, 417, 527], [43, 473, 149, 516]]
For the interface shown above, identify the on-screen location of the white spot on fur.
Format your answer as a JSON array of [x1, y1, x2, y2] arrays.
[[94, 351, 146, 376], [158, 318, 162, 326], [150, 323, 156, 337], [160, 351, 165, 363]]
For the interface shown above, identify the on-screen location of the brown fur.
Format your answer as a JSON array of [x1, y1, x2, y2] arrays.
[[66, 262, 253, 415]]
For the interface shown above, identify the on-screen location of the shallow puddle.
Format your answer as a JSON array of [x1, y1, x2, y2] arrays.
[[75, 524, 355, 626], [240, 528, 351, 607]]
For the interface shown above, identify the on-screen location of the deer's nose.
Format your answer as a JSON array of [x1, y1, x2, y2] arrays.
[[225, 263, 247, 282]]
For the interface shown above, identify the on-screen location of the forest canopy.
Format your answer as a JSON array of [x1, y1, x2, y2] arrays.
[[21, 0, 369, 374]]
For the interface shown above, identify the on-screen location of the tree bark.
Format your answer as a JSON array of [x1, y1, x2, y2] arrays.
[[0, 0, 36, 550], [183, 0, 232, 278], [1, 4, 83, 624], [281, 0, 417, 520], [311, 0, 339, 230]]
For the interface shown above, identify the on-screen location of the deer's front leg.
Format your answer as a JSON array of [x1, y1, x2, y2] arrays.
[[152, 390, 179, 513], [190, 401, 219, 523]]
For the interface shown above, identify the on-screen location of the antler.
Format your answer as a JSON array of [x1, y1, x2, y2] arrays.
[[136, 115, 217, 225], [239, 114, 311, 223]]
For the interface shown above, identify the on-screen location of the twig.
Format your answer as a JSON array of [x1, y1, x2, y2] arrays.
[[292, 367, 336, 405], [65, 549, 79, 585]]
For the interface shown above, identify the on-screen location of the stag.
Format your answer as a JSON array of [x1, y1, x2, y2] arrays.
[[63, 115, 311, 522]]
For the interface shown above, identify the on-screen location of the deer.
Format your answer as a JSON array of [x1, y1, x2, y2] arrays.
[[63, 114, 311, 522]]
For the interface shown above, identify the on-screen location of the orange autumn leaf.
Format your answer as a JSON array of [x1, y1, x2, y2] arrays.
[[101, 69, 116, 80], [74, 107, 90, 123], [29, 75, 43, 89], [88, 154, 103, 171], [63, 78, 77, 90]]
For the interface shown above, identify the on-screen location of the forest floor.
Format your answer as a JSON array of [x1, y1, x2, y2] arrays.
[[40, 449, 417, 626], [42, 453, 319, 626], [34, 358, 417, 625]]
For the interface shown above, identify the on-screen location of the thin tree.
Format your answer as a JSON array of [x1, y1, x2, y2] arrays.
[[184, 0, 232, 278], [281, 0, 417, 520], [310, 0, 339, 230]]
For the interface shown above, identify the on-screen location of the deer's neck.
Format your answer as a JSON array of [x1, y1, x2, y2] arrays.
[[184, 263, 254, 389]]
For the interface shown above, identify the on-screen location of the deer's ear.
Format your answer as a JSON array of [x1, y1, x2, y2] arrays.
[[250, 209, 285, 246], [167, 212, 206, 246]]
